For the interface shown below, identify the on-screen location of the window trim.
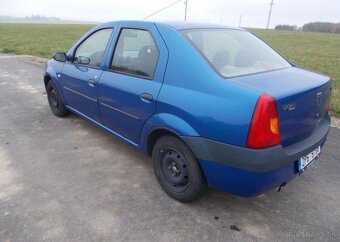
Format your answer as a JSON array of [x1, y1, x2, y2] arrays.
[[108, 27, 160, 80], [72, 28, 114, 69], [182, 28, 292, 79]]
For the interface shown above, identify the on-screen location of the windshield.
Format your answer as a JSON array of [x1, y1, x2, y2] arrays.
[[183, 29, 291, 78]]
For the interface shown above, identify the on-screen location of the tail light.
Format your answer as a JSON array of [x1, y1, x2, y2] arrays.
[[326, 102, 331, 115], [327, 86, 332, 115], [247, 94, 280, 149], [326, 94, 331, 115]]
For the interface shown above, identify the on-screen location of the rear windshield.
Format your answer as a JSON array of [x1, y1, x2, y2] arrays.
[[183, 29, 291, 78]]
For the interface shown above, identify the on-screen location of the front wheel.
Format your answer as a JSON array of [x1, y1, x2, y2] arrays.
[[152, 136, 206, 202], [46, 81, 70, 117]]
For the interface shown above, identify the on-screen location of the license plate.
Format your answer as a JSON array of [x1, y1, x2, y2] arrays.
[[298, 146, 321, 172]]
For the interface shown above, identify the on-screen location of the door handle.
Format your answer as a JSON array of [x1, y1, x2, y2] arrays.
[[88, 79, 97, 87], [140, 93, 153, 103]]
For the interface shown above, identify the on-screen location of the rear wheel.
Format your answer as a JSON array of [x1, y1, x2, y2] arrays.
[[46, 81, 70, 117], [152, 136, 206, 202]]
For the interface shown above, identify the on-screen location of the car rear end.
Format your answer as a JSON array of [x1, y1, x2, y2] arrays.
[[190, 74, 331, 196], [181, 27, 332, 197]]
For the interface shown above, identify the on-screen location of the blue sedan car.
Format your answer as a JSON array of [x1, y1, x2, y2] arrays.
[[44, 21, 331, 202]]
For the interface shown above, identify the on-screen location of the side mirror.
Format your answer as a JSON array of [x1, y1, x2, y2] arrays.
[[53, 52, 67, 62], [76, 56, 91, 65]]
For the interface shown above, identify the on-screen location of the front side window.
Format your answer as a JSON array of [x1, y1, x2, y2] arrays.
[[111, 28, 159, 78], [184, 29, 291, 78], [74, 28, 113, 67]]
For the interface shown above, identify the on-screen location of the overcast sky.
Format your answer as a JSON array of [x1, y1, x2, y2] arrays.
[[0, 0, 339, 28]]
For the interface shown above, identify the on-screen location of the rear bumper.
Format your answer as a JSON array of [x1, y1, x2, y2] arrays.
[[182, 116, 330, 197], [198, 159, 297, 197]]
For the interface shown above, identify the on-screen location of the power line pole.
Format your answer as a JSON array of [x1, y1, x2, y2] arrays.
[[266, 0, 274, 29], [184, 0, 188, 21], [238, 15, 243, 27]]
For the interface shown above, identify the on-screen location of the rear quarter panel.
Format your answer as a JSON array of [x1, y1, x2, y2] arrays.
[[154, 24, 260, 147]]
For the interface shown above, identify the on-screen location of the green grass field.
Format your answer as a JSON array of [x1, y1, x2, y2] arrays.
[[0, 23, 339, 116]]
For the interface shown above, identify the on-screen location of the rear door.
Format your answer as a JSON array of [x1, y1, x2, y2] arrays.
[[61, 28, 113, 122], [98, 23, 168, 144]]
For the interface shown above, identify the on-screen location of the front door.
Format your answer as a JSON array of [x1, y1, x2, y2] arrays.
[[61, 28, 113, 122], [99, 25, 167, 144]]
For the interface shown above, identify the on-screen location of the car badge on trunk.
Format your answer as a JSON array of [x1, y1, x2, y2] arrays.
[[282, 103, 296, 111]]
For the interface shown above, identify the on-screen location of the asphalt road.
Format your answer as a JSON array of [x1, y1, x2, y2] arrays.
[[0, 54, 339, 241]]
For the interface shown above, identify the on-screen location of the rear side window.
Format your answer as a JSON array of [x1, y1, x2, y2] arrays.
[[74, 28, 113, 67], [110, 28, 159, 78], [184, 29, 291, 78]]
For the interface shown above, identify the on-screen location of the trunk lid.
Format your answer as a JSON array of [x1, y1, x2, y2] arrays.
[[233, 67, 332, 146]]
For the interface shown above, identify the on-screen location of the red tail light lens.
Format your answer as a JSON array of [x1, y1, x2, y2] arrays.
[[247, 94, 280, 149], [326, 99, 331, 115]]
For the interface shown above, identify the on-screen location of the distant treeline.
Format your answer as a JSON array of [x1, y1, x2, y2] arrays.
[[275, 22, 340, 33], [303, 22, 340, 33], [275, 25, 297, 31], [25, 14, 60, 21]]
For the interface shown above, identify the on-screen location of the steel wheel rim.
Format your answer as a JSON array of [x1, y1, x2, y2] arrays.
[[160, 149, 189, 192], [49, 88, 58, 108]]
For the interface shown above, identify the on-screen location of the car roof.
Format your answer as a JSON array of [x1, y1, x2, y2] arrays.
[[95, 20, 244, 31], [156, 21, 242, 30]]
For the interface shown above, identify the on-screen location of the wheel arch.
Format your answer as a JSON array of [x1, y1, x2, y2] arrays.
[[140, 113, 200, 155], [44, 72, 67, 105], [146, 128, 181, 156], [44, 74, 52, 88], [145, 127, 205, 175]]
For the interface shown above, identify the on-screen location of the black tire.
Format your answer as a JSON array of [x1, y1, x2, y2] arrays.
[[152, 136, 206, 202], [46, 80, 70, 117]]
